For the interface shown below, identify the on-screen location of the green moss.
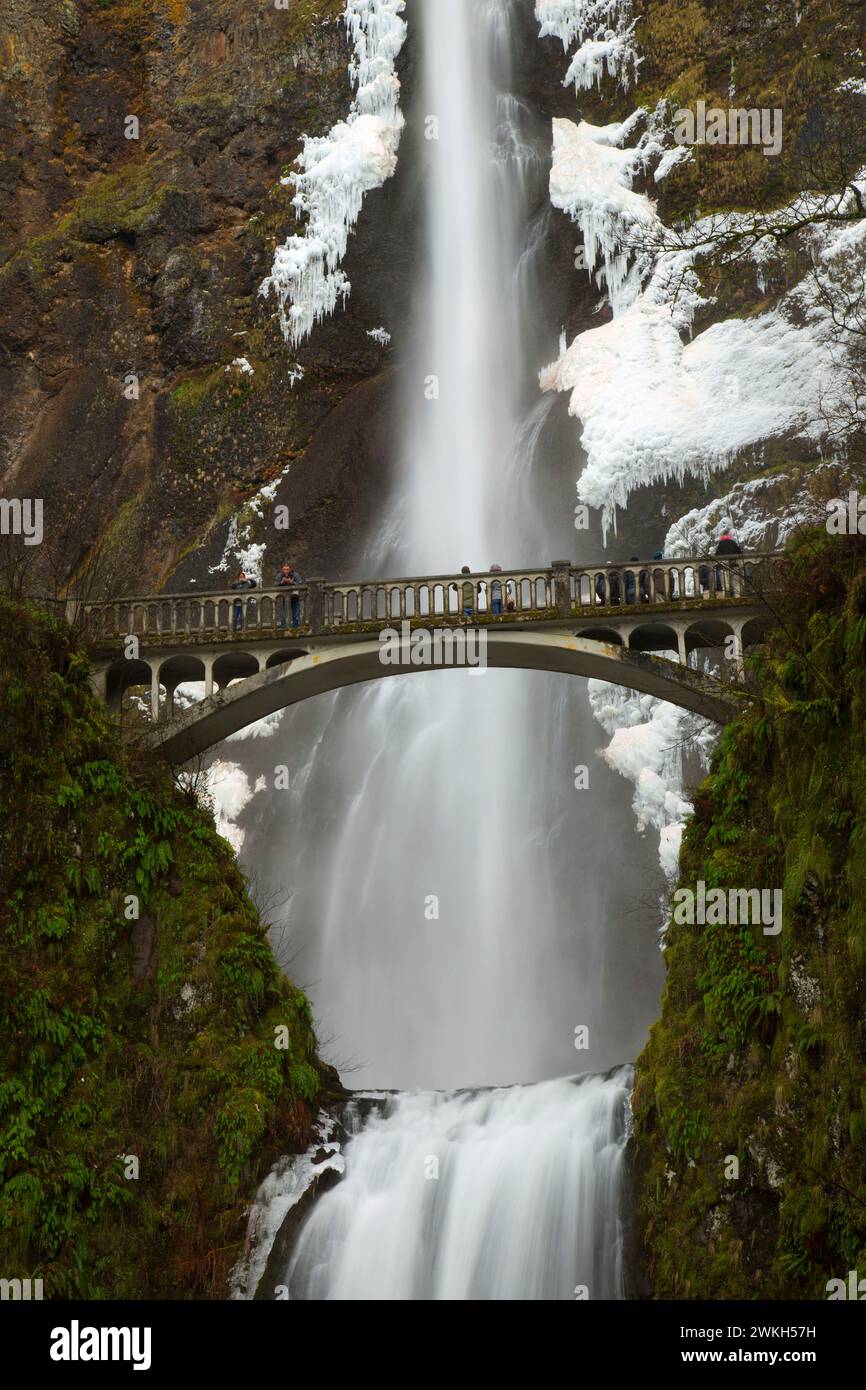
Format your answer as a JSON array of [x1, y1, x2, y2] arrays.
[[631, 531, 866, 1298], [0, 598, 334, 1298], [277, 0, 345, 47]]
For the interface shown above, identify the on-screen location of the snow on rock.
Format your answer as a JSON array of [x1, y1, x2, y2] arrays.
[[210, 476, 283, 583], [260, 1, 407, 347], [536, 1, 639, 94], [653, 143, 692, 182], [226, 357, 254, 375], [540, 204, 860, 539], [229, 1115, 345, 1299], [663, 468, 834, 557], [540, 26, 863, 542]]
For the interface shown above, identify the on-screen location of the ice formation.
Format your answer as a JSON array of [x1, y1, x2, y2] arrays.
[[541, 197, 862, 540], [548, 115, 653, 309], [260, 1, 407, 347], [536, 1, 639, 93], [206, 762, 266, 853], [229, 1115, 345, 1299], [588, 681, 716, 891]]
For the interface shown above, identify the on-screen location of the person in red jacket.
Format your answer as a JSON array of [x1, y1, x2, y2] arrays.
[[713, 529, 742, 594]]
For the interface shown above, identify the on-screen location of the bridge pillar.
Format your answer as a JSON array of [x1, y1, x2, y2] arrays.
[[552, 560, 572, 617], [307, 579, 324, 631], [676, 628, 688, 666], [204, 656, 215, 700], [730, 618, 746, 677], [150, 665, 160, 722], [90, 664, 107, 701]]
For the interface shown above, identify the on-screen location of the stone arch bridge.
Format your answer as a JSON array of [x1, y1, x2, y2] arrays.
[[83, 553, 780, 764]]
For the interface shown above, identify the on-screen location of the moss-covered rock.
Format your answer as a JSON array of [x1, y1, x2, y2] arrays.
[[630, 530, 866, 1299], [0, 597, 336, 1298]]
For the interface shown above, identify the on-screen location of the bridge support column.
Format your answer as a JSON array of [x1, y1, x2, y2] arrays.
[[676, 628, 688, 666], [150, 666, 160, 722], [90, 665, 108, 701], [730, 619, 746, 678], [307, 579, 324, 630], [204, 657, 215, 700], [552, 560, 572, 617]]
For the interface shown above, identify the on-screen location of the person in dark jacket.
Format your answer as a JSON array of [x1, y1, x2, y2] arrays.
[[715, 529, 742, 556], [274, 561, 303, 627], [713, 529, 742, 594], [231, 570, 257, 631]]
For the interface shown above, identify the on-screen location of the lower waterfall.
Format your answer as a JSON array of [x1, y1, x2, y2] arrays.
[[239, 1069, 632, 1301]]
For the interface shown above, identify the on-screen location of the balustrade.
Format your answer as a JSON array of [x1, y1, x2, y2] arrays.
[[77, 554, 775, 644]]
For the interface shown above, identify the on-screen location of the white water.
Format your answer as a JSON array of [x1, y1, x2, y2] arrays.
[[283, 1070, 631, 1301], [236, 0, 662, 1300]]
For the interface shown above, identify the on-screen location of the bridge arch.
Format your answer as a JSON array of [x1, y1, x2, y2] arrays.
[[140, 631, 746, 765], [265, 648, 310, 670], [105, 657, 153, 713], [627, 622, 679, 654], [576, 626, 623, 646], [213, 651, 260, 690]]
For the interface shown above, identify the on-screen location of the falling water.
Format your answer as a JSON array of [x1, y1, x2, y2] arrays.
[[283, 1070, 632, 1301], [237, 0, 663, 1298]]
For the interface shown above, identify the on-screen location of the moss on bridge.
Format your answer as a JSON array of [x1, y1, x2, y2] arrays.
[[0, 597, 338, 1298], [630, 530, 866, 1298]]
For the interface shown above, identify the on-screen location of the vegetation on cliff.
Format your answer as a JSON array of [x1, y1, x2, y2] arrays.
[[631, 531, 866, 1298], [0, 598, 333, 1298]]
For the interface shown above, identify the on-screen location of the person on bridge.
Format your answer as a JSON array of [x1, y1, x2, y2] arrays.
[[713, 528, 742, 594], [715, 529, 742, 557], [453, 566, 474, 619], [274, 561, 303, 628], [231, 570, 257, 632], [489, 564, 503, 615]]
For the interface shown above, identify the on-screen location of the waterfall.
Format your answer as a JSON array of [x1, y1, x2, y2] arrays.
[[235, 0, 664, 1300], [281, 1070, 632, 1301]]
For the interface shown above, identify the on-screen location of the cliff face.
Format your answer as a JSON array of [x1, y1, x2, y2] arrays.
[[0, 597, 337, 1298], [0, 0, 400, 590], [630, 534, 866, 1298], [0, 0, 616, 595]]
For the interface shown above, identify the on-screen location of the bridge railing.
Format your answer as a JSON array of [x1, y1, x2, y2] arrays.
[[79, 553, 780, 643]]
